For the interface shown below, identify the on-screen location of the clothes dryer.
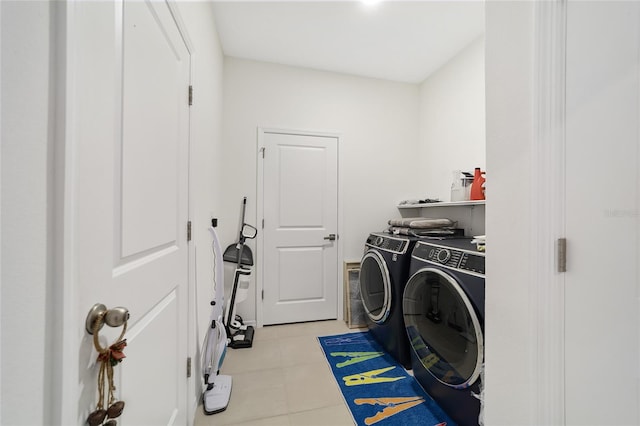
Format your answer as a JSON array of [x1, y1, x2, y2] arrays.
[[403, 238, 485, 426], [359, 232, 418, 368]]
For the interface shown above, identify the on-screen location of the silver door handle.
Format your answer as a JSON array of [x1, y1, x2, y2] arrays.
[[86, 303, 130, 334], [324, 234, 337, 241]]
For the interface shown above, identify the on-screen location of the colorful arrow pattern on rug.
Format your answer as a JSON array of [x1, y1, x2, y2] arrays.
[[342, 367, 405, 386], [355, 397, 426, 425], [320, 332, 454, 426]]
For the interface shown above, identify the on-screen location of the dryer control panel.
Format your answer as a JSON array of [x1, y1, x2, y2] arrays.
[[413, 241, 485, 276], [365, 233, 409, 255]]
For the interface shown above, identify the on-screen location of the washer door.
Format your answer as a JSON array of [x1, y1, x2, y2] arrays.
[[403, 267, 483, 389], [359, 250, 391, 324]]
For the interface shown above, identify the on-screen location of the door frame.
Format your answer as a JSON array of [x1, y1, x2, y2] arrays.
[[256, 127, 343, 328], [53, 2, 195, 424], [530, 1, 566, 424]]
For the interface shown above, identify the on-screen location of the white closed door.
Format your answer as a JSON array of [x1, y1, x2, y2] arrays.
[[261, 131, 339, 325], [65, 2, 190, 424], [565, 1, 640, 424]]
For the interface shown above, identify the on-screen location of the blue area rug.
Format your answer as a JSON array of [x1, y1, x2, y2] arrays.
[[318, 331, 455, 426]]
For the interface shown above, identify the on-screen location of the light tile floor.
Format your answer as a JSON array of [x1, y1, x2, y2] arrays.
[[195, 320, 367, 426]]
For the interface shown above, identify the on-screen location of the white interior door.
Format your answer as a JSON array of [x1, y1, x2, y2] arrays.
[[68, 1, 190, 424], [565, 2, 640, 424], [260, 131, 339, 325]]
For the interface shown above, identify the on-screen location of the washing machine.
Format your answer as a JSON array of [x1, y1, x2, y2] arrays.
[[359, 232, 418, 368], [403, 238, 485, 426]]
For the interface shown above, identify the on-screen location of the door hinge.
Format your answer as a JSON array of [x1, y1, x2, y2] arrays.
[[262, 289, 264, 300], [188, 85, 193, 106], [557, 238, 567, 273], [260, 147, 265, 158], [262, 219, 264, 229], [187, 221, 192, 242], [187, 357, 192, 378]]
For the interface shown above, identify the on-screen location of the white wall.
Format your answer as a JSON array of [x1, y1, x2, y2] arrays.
[[1, 2, 53, 424], [221, 58, 422, 322], [174, 2, 226, 421], [484, 2, 535, 424], [418, 36, 486, 201]]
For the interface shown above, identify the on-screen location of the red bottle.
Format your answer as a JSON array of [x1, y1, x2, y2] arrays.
[[470, 168, 486, 200]]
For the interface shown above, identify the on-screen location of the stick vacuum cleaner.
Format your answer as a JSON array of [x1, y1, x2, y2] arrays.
[[202, 223, 232, 415], [223, 197, 257, 349]]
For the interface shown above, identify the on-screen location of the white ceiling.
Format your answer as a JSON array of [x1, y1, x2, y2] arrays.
[[211, 1, 485, 84]]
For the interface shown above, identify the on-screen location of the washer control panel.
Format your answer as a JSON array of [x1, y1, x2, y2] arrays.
[[365, 233, 409, 255], [413, 241, 485, 276]]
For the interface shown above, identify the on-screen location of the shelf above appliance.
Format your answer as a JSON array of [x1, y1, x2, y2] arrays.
[[397, 200, 485, 209]]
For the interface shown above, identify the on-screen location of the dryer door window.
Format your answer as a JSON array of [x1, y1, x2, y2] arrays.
[[403, 267, 483, 389], [359, 250, 391, 324]]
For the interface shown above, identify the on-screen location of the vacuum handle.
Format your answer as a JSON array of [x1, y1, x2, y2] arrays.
[[241, 196, 247, 221]]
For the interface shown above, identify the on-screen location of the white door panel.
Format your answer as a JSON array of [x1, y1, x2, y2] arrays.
[[565, 2, 640, 424], [120, 292, 179, 424], [277, 247, 325, 301], [68, 1, 190, 424], [120, 1, 185, 258], [278, 145, 326, 226], [262, 132, 338, 325]]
